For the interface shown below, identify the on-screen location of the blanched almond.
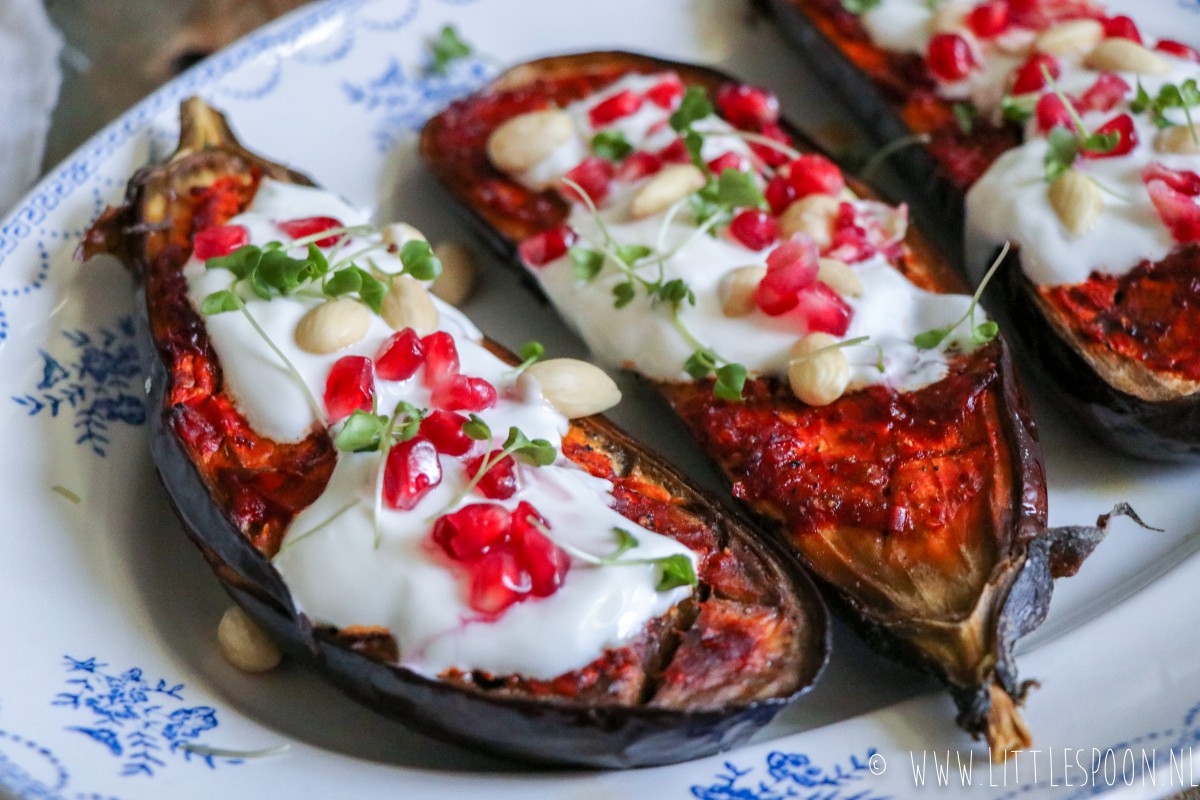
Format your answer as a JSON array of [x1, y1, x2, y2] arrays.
[[817, 258, 863, 297], [1048, 169, 1103, 237], [218, 605, 282, 673], [525, 359, 622, 418], [629, 164, 707, 219], [1084, 38, 1169, 75], [777, 194, 840, 250], [788, 333, 850, 407], [718, 265, 768, 317], [294, 298, 371, 355], [1155, 124, 1200, 155], [430, 242, 477, 306], [486, 109, 574, 174], [1034, 20, 1103, 56], [382, 222, 427, 247], [381, 274, 439, 333]]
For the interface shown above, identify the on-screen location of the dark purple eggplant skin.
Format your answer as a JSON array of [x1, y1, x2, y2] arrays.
[[764, 0, 1200, 462], [86, 98, 831, 770]]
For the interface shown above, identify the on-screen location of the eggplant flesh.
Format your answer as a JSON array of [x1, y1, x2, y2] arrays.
[[80, 98, 831, 768], [417, 50, 1134, 756], [766, 0, 1200, 461]]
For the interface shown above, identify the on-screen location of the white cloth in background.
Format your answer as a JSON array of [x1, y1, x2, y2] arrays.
[[0, 0, 62, 215]]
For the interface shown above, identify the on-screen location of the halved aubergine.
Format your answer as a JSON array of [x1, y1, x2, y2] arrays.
[[78, 97, 832, 769], [418, 50, 1130, 755], [766, 0, 1200, 461]]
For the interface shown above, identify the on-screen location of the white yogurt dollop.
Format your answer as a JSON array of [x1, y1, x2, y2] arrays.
[[186, 178, 694, 679]]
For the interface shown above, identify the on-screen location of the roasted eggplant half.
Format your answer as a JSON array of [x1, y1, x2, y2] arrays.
[[419, 50, 1134, 755], [767, 0, 1200, 460], [79, 97, 832, 769]]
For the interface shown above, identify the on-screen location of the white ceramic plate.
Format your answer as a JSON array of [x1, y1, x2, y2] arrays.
[[3, 1, 1200, 798]]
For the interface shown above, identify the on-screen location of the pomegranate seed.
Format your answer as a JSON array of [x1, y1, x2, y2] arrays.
[[786, 154, 845, 198], [1145, 177, 1200, 242], [729, 209, 778, 250], [1156, 40, 1200, 63], [518, 225, 576, 268], [1011, 53, 1060, 95], [656, 138, 692, 164], [589, 89, 642, 127], [421, 331, 460, 389], [756, 234, 820, 315], [645, 74, 685, 109], [563, 156, 615, 205], [511, 502, 570, 597], [967, 1, 1009, 37], [383, 436, 442, 511], [797, 282, 853, 337], [765, 174, 798, 215], [469, 550, 531, 615], [1079, 73, 1130, 113], [432, 374, 498, 413], [615, 151, 663, 182], [323, 356, 374, 422], [432, 503, 512, 561], [749, 122, 793, 168], [374, 328, 425, 381], [277, 216, 344, 247], [826, 203, 876, 263], [420, 409, 474, 456], [1082, 114, 1137, 159], [1143, 163, 1200, 197], [193, 224, 248, 260], [707, 152, 746, 175], [927, 33, 976, 82], [1101, 15, 1141, 43], [1036, 94, 1075, 133], [715, 83, 780, 129], [465, 450, 519, 499]]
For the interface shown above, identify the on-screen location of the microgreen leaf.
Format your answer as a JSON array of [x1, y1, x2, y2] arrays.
[[607, 528, 639, 561], [462, 414, 492, 441], [1133, 78, 1200, 138], [670, 87, 714, 132], [684, 129, 706, 171], [656, 555, 699, 590], [1000, 93, 1035, 124], [1044, 125, 1080, 182], [324, 267, 363, 297], [840, 0, 881, 12], [518, 340, 545, 363], [399, 239, 442, 281], [913, 327, 950, 350], [502, 426, 557, 467], [206, 245, 260, 279], [953, 101, 976, 134], [656, 278, 694, 306], [713, 168, 765, 209], [713, 362, 748, 402], [683, 348, 718, 380], [612, 281, 637, 308], [335, 410, 386, 452], [914, 242, 1010, 349], [357, 269, 388, 313], [972, 320, 1000, 344], [201, 289, 243, 315], [615, 243, 653, 265], [591, 130, 633, 162], [429, 24, 472, 75], [569, 246, 605, 282]]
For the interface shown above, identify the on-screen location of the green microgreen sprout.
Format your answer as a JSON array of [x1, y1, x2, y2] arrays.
[[439, 420, 556, 515], [1000, 92, 1036, 124], [913, 241, 1010, 350], [840, 0, 882, 14], [953, 101, 977, 134], [857, 133, 932, 180], [273, 500, 359, 561], [525, 522, 699, 592], [591, 130, 634, 162], [1131, 78, 1200, 142], [1040, 65, 1119, 182], [428, 24, 472, 75], [511, 340, 546, 375], [324, 400, 427, 549]]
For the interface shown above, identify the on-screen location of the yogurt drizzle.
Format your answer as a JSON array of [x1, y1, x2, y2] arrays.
[[186, 178, 695, 680], [858, 0, 1200, 285], [506, 72, 987, 392]]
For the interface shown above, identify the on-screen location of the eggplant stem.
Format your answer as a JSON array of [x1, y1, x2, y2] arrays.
[[986, 683, 1032, 761]]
